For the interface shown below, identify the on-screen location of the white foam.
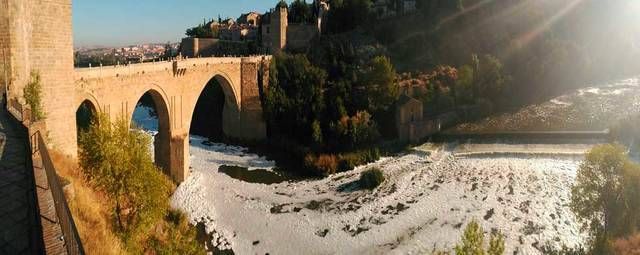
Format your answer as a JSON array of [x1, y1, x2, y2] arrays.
[[171, 143, 590, 255]]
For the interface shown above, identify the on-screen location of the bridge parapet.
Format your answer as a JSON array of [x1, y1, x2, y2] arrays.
[[74, 56, 271, 81]]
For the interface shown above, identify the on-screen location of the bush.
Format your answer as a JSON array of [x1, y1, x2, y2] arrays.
[[148, 209, 205, 255], [23, 71, 44, 120], [454, 220, 505, 255], [359, 167, 385, 190], [570, 144, 640, 253], [313, 154, 338, 176], [337, 148, 381, 172]]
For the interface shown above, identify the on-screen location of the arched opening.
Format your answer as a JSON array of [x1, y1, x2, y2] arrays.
[[190, 75, 237, 142], [76, 99, 97, 142], [131, 90, 171, 173]]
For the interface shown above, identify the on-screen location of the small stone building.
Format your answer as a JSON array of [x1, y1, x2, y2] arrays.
[[395, 95, 445, 143]]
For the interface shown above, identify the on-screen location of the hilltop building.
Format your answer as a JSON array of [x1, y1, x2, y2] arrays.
[[261, 0, 330, 53], [181, 0, 330, 57]]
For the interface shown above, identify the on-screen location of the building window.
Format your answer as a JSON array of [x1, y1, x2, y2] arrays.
[[267, 27, 270, 34]]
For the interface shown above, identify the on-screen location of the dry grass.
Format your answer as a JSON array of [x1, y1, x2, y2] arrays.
[[50, 151, 126, 255]]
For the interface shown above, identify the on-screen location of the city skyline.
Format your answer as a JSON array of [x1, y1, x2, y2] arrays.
[[73, 0, 294, 48]]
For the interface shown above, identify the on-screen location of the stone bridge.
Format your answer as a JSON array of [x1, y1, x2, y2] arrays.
[[74, 57, 271, 181], [1, 0, 271, 182]]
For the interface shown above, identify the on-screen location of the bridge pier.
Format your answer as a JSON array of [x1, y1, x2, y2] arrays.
[[169, 133, 189, 183]]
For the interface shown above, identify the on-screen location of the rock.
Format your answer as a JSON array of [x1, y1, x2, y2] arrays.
[[484, 208, 495, 220]]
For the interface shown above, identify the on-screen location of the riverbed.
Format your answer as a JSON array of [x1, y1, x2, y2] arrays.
[[171, 139, 594, 255], [134, 77, 640, 254]]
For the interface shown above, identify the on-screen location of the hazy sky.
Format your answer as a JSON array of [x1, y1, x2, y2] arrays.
[[73, 0, 288, 47]]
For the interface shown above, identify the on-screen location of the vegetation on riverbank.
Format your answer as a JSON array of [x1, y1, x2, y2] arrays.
[[51, 151, 126, 255], [570, 144, 640, 254], [59, 113, 205, 254]]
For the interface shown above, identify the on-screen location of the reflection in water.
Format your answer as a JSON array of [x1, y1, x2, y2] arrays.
[[218, 165, 290, 184]]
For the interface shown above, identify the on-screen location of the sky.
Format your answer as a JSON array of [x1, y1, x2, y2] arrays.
[[72, 0, 287, 48]]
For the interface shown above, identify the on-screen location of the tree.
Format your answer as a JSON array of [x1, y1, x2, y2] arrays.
[[163, 42, 173, 59], [570, 144, 640, 253], [265, 53, 327, 145], [361, 56, 398, 113], [78, 113, 172, 236], [432, 65, 459, 107], [476, 55, 508, 103], [289, 0, 313, 23], [327, 0, 372, 33], [456, 65, 474, 104], [185, 21, 214, 38]]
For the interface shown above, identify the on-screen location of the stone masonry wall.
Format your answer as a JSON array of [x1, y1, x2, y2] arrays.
[[3, 0, 77, 156]]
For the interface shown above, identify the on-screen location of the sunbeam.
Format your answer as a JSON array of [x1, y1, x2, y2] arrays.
[[511, 0, 585, 52]]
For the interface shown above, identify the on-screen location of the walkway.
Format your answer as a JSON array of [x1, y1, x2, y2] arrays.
[[0, 107, 42, 254]]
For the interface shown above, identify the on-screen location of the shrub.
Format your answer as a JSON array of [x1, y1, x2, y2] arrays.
[[454, 220, 505, 255], [570, 144, 640, 253], [23, 71, 44, 120], [330, 111, 381, 151], [313, 154, 338, 176], [359, 167, 385, 190], [304, 153, 338, 176], [337, 148, 381, 172]]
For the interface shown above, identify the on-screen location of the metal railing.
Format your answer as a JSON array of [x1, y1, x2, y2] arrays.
[[33, 131, 85, 255]]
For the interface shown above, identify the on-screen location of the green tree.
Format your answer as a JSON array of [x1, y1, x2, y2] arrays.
[[456, 65, 474, 104], [476, 55, 509, 103], [265, 53, 327, 145], [361, 56, 398, 113], [185, 21, 214, 38], [570, 144, 640, 253], [327, 0, 372, 33], [23, 71, 44, 120], [289, 0, 313, 23], [78, 113, 172, 238]]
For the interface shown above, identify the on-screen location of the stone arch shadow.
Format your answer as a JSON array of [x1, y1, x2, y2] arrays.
[[185, 73, 241, 139]]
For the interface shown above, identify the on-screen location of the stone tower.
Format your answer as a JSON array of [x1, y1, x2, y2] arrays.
[[1, 0, 78, 156], [269, 2, 288, 53]]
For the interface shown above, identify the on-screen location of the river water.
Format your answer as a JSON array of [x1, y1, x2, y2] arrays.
[[131, 77, 639, 254]]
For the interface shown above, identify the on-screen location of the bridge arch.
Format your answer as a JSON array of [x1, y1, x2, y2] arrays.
[[76, 91, 101, 114], [130, 88, 172, 174], [203, 72, 240, 112], [75, 99, 98, 134], [186, 73, 241, 139]]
